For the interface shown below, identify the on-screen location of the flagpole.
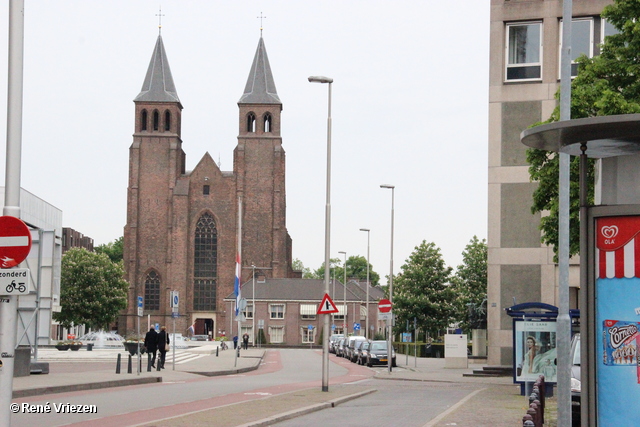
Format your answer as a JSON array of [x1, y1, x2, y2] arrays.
[[234, 195, 243, 368]]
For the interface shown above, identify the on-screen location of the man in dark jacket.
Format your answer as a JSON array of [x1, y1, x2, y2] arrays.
[[157, 326, 169, 369], [144, 327, 158, 368]]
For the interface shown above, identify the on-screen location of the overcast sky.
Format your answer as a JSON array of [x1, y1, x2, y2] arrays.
[[0, 1, 490, 285]]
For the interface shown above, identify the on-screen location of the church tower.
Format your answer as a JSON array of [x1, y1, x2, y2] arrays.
[[235, 36, 293, 278], [123, 35, 184, 332]]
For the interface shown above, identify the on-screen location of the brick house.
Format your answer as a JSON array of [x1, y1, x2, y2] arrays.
[[121, 33, 298, 337], [224, 278, 386, 345]]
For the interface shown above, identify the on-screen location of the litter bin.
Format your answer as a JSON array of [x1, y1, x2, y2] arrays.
[[87, 343, 93, 351]]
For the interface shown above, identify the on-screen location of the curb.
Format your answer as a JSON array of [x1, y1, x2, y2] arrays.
[[12, 377, 161, 399], [238, 389, 377, 427]]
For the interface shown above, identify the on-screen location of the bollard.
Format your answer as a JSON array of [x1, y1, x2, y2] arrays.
[[128, 354, 132, 374], [116, 353, 121, 374], [157, 359, 161, 371], [216, 346, 219, 357], [523, 421, 535, 427], [526, 407, 538, 427]]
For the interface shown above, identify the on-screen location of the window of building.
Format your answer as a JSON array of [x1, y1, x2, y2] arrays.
[[193, 213, 217, 311], [247, 113, 256, 132], [301, 327, 315, 344], [269, 326, 284, 343], [559, 18, 594, 78], [203, 185, 210, 195], [300, 304, 317, 320], [164, 110, 171, 131], [505, 22, 542, 81], [270, 304, 285, 319], [153, 110, 159, 131], [141, 110, 148, 131], [332, 304, 346, 321], [602, 19, 620, 43], [144, 270, 160, 310], [243, 304, 253, 320], [264, 113, 272, 132]]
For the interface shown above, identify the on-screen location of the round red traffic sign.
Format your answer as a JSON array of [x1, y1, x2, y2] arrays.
[[0, 216, 32, 268], [378, 298, 392, 313]]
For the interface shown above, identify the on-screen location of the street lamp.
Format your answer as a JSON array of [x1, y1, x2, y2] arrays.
[[338, 251, 347, 335], [360, 228, 370, 339], [380, 184, 395, 373], [309, 75, 333, 392]]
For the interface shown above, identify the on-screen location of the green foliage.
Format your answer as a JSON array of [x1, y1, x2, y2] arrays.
[[291, 258, 313, 278], [527, 0, 640, 259], [53, 247, 128, 330], [95, 236, 124, 264], [313, 255, 380, 286], [451, 237, 488, 333], [392, 241, 455, 337], [257, 328, 267, 345]]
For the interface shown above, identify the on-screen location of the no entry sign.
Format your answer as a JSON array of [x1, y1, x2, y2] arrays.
[[378, 298, 393, 313], [0, 216, 32, 268]]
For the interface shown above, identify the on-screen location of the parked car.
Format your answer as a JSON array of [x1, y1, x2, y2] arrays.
[[357, 340, 371, 365], [571, 333, 581, 426], [366, 340, 396, 367], [329, 334, 344, 354], [336, 337, 348, 357], [350, 338, 368, 363], [190, 335, 210, 341], [345, 336, 367, 361]]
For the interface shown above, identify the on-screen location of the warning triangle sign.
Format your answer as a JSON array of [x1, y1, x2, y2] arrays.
[[317, 293, 339, 314]]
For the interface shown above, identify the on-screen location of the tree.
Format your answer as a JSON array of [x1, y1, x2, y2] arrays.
[[392, 241, 455, 337], [527, 0, 640, 259], [312, 255, 380, 287], [451, 236, 487, 333], [95, 236, 124, 263], [291, 258, 313, 278], [53, 247, 129, 330]]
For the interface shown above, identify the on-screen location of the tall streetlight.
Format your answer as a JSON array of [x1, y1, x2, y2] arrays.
[[309, 75, 333, 392], [360, 228, 370, 339], [338, 251, 347, 335], [380, 184, 395, 374]]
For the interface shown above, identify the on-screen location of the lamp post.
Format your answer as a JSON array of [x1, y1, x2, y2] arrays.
[[338, 251, 347, 335], [360, 228, 370, 339], [309, 75, 333, 392], [380, 184, 395, 373]]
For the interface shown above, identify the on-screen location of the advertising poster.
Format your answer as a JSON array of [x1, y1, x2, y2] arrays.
[[596, 216, 640, 425], [514, 321, 557, 383]]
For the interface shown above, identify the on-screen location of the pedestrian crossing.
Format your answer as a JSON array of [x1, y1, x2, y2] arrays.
[[35, 347, 204, 364]]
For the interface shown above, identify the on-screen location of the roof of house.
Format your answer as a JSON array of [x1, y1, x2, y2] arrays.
[[238, 37, 281, 105], [134, 35, 181, 104]]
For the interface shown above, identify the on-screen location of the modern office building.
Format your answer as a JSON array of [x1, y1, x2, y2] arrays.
[[487, 0, 612, 366]]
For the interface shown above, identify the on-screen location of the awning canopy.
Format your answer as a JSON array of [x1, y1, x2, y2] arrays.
[[300, 304, 318, 315]]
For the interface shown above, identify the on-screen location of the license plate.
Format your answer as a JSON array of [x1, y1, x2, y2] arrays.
[[380, 359, 387, 362]]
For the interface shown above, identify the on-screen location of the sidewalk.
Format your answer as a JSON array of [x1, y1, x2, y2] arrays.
[[12, 347, 537, 427]]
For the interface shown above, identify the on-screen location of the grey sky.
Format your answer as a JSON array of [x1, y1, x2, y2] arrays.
[[0, 1, 490, 284]]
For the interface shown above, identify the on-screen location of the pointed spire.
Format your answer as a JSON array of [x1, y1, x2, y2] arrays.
[[239, 37, 281, 105], [135, 35, 180, 104]]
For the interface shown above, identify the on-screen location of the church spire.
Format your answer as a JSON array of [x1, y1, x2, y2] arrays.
[[238, 37, 281, 105], [135, 35, 180, 104]]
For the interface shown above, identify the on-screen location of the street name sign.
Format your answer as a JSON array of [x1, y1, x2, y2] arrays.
[[0, 216, 32, 268]]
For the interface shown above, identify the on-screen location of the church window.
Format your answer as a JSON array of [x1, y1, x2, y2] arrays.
[[203, 185, 210, 195], [264, 113, 272, 132], [144, 270, 160, 310], [194, 213, 217, 311], [247, 113, 256, 132], [164, 110, 171, 131], [153, 110, 160, 131], [141, 110, 148, 131]]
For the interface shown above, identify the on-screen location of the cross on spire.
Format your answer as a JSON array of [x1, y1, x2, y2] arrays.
[[156, 7, 165, 35], [257, 12, 267, 36]]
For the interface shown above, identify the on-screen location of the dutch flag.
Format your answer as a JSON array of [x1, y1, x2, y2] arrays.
[[234, 252, 241, 316]]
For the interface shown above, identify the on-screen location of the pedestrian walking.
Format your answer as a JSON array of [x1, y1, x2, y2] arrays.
[[242, 332, 249, 350], [158, 326, 170, 369], [144, 326, 158, 368], [233, 335, 238, 349]]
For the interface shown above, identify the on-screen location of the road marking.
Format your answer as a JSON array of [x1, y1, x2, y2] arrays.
[[422, 388, 486, 427]]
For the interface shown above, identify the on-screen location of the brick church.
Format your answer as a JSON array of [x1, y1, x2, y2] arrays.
[[120, 33, 298, 338]]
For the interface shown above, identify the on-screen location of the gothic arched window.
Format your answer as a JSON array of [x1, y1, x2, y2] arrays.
[[153, 110, 159, 131], [194, 213, 217, 311], [247, 113, 256, 132], [264, 113, 272, 133], [164, 110, 171, 131], [141, 110, 148, 131], [144, 270, 160, 310]]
